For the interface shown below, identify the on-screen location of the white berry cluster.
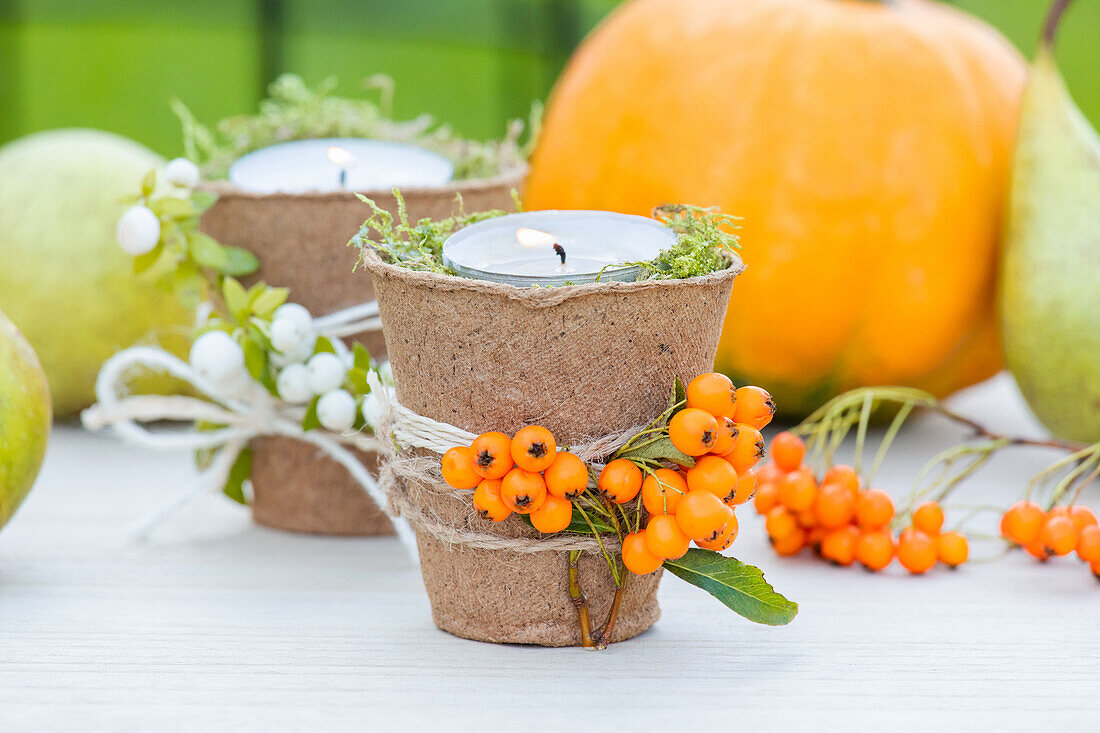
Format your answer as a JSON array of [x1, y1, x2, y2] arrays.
[[115, 158, 201, 256], [188, 302, 363, 433]]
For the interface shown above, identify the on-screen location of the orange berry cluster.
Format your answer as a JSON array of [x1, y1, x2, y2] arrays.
[[755, 432, 969, 574], [619, 374, 776, 576], [442, 425, 588, 534], [1001, 500, 1100, 577]]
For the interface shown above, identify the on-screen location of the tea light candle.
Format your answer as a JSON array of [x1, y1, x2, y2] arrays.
[[441, 211, 676, 286], [228, 138, 454, 194]]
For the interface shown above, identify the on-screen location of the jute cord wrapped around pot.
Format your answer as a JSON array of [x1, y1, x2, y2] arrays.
[[82, 336, 645, 557]]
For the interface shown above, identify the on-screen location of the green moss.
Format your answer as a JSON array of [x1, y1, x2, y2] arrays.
[[353, 200, 741, 283], [633, 205, 741, 280], [174, 74, 535, 180]]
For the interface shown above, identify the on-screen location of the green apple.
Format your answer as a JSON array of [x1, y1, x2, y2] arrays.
[[0, 308, 51, 530], [0, 129, 190, 418]]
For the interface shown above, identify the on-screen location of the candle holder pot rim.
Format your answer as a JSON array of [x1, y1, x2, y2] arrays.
[[357, 243, 744, 307], [197, 162, 528, 203]]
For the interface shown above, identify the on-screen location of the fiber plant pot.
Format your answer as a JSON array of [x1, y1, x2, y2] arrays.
[[199, 166, 527, 536], [360, 247, 742, 646]]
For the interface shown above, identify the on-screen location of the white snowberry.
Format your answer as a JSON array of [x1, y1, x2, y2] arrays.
[[116, 205, 161, 255], [273, 303, 312, 330], [270, 317, 317, 356], [189, 330, 245, 386], [276, 363, 313, 404], [317, 389, 357, 432], [306, 352, 347, 394], [164, 157, 200, 188], [360, 392, 383, 428]]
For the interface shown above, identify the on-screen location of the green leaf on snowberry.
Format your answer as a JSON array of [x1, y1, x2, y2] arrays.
[[247, 321, 271, 350], [313, 336, 336, 355], [249, 286, 289, 320], [352, 342, 373, 371], [189, 232, 229, 270], [242, 337, 266, 381], [221, 246, 260, 276], [662, 549, 797, 626], [302, 396, 321, 431], [617, 435, 695, 469], [141, 168, 157, 197], [191, 190, 217, 215], [133, 243, 164, 274], [151, 197, 197, 220], [346, 366, 370, 395], [222, 447, 253, 505], [222, 277, 250, 323], [172, 261, 203, 308]]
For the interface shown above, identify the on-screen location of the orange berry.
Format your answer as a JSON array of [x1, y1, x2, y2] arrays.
[[1068, 505, 1099, 531], [675, 490, 733, 542], [472, 479, 511, 522], [725, 424, 765, 472], [856, 529, 894, 571], [937, 531, 969, 568], [821, 525, 860, 566], [686, 372, 737, 419], [499, 468, 547, 514], [753, 481, 780, 514], [598, 458, 643, 504], [772, 526, 806, 556], [797, 508, 817, 529], [709, 416, 737, 456], [1000, 501, 1045, 545], [728, 468, 757, 507], [1092, 558, 1100, 578], [778, 468, 817, 512], [1040, 514, 1079, 557], [686, 455, 739, 504], [912, 502, 945, 535], [669, 407, 719, 457], [622, 531, 663, 575], [1025, 536, 1049, 561], [645, 514, 690, 560], [510, 425, 557, 472], [824, 464, 861, 502], [530, 493, 573, 533], [770, 431, 805, 472], [813, 482, 855, 529], [856, 489, 895, 530], [1077, 525, 1100, 562], [544, 452, 589, 499], [641, 468, 689, 515], [732, 385, 775, 430], [441, 446, 481, 490], [695, 512, 739, 551], [897, 528, 937, 574], [755, 462, 784, 486], [765, 506, 798, 541], [470, 431, 514, 480]]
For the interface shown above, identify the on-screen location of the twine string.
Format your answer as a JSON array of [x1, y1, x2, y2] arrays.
[[81, 301, 637, 557]]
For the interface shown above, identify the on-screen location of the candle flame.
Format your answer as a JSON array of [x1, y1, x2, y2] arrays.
[[515, 227, 556, 249], [326, 146, 357, 169]]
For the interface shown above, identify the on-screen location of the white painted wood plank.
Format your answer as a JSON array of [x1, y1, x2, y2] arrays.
[[1, 374, 1096, 731]]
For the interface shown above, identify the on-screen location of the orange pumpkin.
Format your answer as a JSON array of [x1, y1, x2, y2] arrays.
[[526, 0, 1025, 415]]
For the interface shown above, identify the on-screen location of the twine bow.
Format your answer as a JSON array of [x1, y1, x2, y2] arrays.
[[82, 301, 646, 558]]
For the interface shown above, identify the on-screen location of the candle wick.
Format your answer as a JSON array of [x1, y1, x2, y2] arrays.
[[553, 243, 566, 265], [339, 168, 348, 189]]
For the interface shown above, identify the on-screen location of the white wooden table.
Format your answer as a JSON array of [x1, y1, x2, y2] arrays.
[[1, 374, 1096, 731]]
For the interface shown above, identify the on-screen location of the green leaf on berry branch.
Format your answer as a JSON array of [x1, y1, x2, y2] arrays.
[[222, 448, 252, 505], [663, 549, 798, 626], [617, 435, 695, 469]]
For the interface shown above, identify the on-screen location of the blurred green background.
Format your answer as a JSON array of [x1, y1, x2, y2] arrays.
[[0, 0, 1096, 155]]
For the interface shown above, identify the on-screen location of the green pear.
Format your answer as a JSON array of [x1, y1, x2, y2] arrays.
[[0, 308, 51, 530], [1001, 0, 1100, 443], [0, 129, 190, 418]]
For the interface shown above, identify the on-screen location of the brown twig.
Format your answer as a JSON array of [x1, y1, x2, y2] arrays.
[[568, 551, 596, 649], [929, 404, 1082, 453], [595, 574, 628, 650]]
